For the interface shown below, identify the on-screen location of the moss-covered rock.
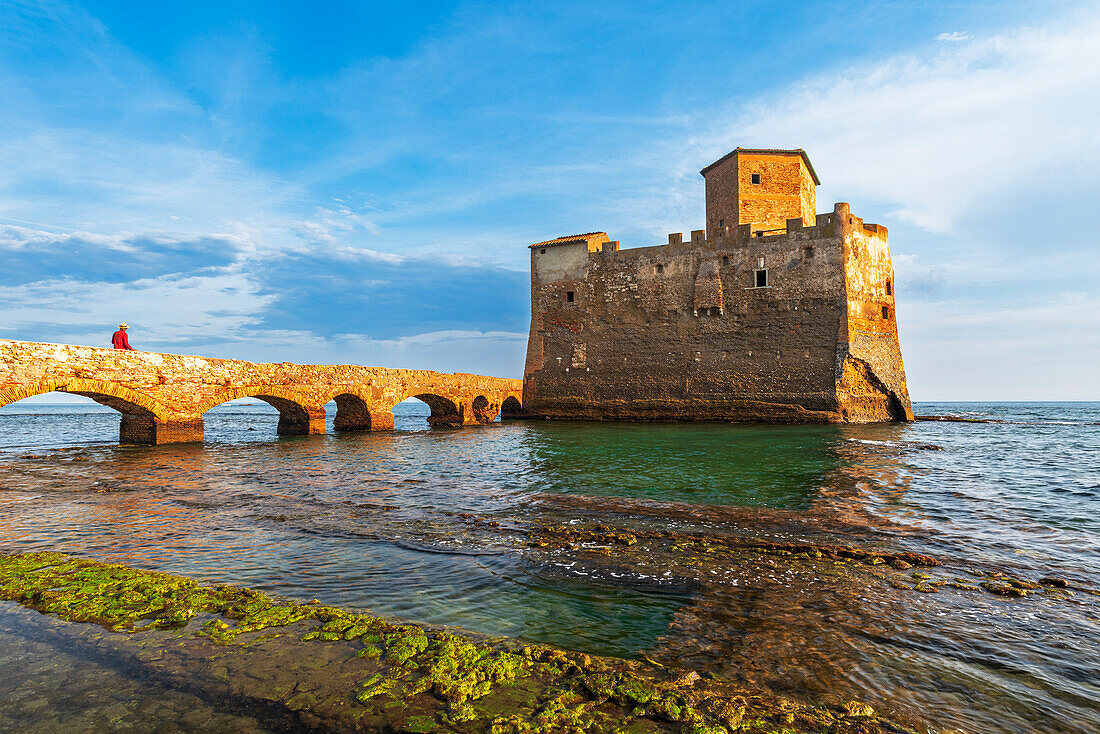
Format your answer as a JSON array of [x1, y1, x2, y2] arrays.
[[0, 551, 913, 734]]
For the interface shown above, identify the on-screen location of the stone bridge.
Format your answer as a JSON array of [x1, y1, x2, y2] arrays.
[[0, 340, 524, 444]]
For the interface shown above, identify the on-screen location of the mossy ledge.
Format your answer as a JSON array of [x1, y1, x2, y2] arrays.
[[520, 525, 939, 568], [0, 552, 917, 734]]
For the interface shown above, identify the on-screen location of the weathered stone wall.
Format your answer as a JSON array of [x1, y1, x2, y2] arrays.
[[0, 341, 522, 444], [835, 205, 914, 421], [523, 202, 911, 424]]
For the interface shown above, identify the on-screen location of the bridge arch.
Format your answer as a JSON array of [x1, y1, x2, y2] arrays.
[[0, 378, 184, 444], [501, 395, 523, 419], [199, 386, 325, 436], [319, 389, 396, 432], [469, 395, 500, 424], [406, 392, 463, 427], [0, 378, 170, 419]]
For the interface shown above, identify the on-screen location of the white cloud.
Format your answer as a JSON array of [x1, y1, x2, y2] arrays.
[[890, 253, 950, 294], [901, 291, 1100, 400], [678, 12, 1100, 235], [936, 31, 973, 42], [351, 330, 527, 347], [0, 272, 275, 343], [0, 222, 260, 254], [0, 223, 133, 251], [289, 205, 382, 245]]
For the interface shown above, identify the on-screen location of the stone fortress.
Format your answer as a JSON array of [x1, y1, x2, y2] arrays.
[[522, 148, 913, 423]]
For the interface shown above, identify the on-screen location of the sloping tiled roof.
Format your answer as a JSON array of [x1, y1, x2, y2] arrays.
[[700, 148, 820, 185], [529, 232, 609, 249]]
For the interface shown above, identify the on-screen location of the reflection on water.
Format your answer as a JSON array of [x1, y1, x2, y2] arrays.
[[0, 400, 1098, 733], [522, 421, 845, 509], [0, 603, 274, 733]]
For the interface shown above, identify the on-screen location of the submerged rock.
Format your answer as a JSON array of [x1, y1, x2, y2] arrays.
[[0, 551, 915, 734]]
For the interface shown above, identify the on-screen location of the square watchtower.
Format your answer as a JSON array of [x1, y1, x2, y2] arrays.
[[701, 148, 820, 238]]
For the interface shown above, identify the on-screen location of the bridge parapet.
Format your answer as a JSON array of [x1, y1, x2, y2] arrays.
[[0, 339, 523, 444]]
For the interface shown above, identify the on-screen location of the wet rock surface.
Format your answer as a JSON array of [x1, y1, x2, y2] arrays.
[[0, 552, 915, 734]]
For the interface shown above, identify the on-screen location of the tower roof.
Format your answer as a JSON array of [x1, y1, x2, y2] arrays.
[[700, 148, 820, 185], [529, 232, 609, 249]]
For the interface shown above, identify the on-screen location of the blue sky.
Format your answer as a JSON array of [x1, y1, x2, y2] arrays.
[[1, 0, 1097, 399]]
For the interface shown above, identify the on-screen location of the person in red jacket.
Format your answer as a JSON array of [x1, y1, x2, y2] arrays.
[[112, 323, 135, 350]]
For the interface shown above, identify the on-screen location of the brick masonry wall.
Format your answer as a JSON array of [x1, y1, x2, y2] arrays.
[[705, 152, 816, 237], [703, 155, 740, 239], [524, 203, 912, 423], [0, 341, 522, 443]]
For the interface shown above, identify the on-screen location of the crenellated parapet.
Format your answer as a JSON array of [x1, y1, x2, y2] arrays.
[[0, 340, 523, 444]]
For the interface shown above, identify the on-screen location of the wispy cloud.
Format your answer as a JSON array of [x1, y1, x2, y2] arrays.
[[0, 272, 274, 345], [936, 31, 973, 42], [675, 14, 1100, 236]]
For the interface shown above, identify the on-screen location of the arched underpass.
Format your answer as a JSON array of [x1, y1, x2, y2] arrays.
[[331, 393, 395, 432], [0, 389, 156, 446], [412, 394, 464, 427], [470, 395, 495, 424], [501, 395, 523, 419], [0, 378, 178, 445]]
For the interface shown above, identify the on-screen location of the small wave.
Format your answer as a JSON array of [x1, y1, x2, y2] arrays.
[[392, 540, 505, 557]]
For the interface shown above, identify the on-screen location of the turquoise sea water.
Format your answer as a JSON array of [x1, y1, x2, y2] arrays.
[[0, 400, 1097, 733]]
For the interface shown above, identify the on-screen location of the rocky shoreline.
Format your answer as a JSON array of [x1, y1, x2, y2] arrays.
[[0, 551, 917, 734]]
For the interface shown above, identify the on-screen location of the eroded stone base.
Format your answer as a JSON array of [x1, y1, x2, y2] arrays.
[[426, 412, 465, 427], [367, 410, 395, 431], [836, 356, 912, 423], [521, 398, 841, 424], [119, 416, 205, 445], [334, 408, 394, 432], [276, 407, 327, 436]]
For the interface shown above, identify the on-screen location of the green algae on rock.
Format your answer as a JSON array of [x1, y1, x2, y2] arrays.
[[0, 552, 916, 734], [521, 525, 939, 569], [511, 522, 1085, 605]]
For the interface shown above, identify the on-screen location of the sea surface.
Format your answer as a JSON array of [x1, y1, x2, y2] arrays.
[[0, 400, 1097, 733]]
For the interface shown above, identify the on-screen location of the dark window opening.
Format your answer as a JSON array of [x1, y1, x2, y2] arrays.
[[566, 291, 575, 303], [540, 248, 546, 254], [656, 264, 664, 274], [754, 269, 768, 288], [722, 256, 729, 266], [711, 307, 721, 316], [754, 230, 764, 238], [803, 246, 814, 259], [718, 219, 724, 228], [882, 306, 890, 319], [885, 280, 892, 295], [751, 173, 761, 184]]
